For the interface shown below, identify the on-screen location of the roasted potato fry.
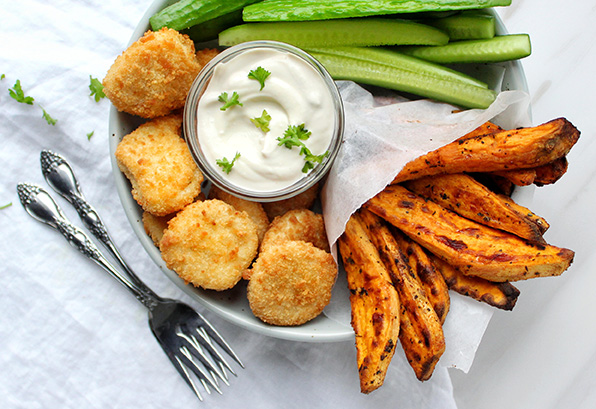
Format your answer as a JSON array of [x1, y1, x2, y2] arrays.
[[496, 193, 549, 234], [390, 226, 450, 324], [491, 168, 537, 186], [338, 212, 400, 393], [430, 253, 520, 311], [392, 118, 580, 184], [534, 156, 569, 186], [404, 173, 547, 243], [357, 209, 445, 381], [364, 184, 575, 282]]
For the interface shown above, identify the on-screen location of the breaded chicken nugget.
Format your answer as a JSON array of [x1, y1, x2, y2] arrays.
[[142, 211, 174, 247], [195, 48, 220, 67], [261, 182, 320, 220], [115, 114, 203, 216], [247, 240, 337, 326], [103, 28, 202, 118], [160, 199, 259, 291], [260, 208, 329, 253], [209, 185, 269, 245]]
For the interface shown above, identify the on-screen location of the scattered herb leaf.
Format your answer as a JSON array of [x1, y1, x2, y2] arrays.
[[40, 106, 57, 125], [8, 80, 35, 105], [250, 109, 271, 132], [218, 91, 243, 111], [89, 76, 106, 102], [277, 124, 328, 173], [216, 152, 241, 174], [1, 74, 5, 80], [248, 66, 271, 91], [87, 131, 95, 141], [0, 202, 12, 210]]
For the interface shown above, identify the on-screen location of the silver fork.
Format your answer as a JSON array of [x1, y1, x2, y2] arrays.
[[16, 182, 243, 402]]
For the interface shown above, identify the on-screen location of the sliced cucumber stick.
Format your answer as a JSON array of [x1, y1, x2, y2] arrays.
[[398, 34, 531, 63], [309, 51, 496, 109], [219, 19, 448, 47], [243, 0, 512, 22], [307, 46, 488, 89], [425, 11, 495, 40]]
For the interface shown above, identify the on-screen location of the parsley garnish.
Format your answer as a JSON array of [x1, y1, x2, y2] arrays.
[[89, 76, 106, 102], [40, 106, 57, 125], [0, 202, 12, 210], [218, 91, 243, 111], [250, 109, 271, 132], [9, 80, 35, 105], [87, 131, 95, 141], [277, 124, 329, 173], [216, 152, 241, 174], [1, 74, 5, 80], [248, 67, 271, 91]]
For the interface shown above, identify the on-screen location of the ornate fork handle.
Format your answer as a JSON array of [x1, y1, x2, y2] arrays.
[[40, 150, 157, 297], [17, 183, 160, 310]]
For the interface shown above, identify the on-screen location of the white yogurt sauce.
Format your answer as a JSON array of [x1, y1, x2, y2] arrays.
[[196, 48, 336, 192]]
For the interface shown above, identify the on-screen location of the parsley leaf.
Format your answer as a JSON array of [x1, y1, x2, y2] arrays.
[[8, 80, 34, 105], [1, 74, 5, 80], [248, 66, 271, 91], [89, 76, 106, 102], [277, 124, 328, 173], [87, 131, 95, 141], [218, 91, 243, 111], [40, 106, 57, 125], [0, 202, 12, 210], [216, 152, 241, 174], [250, 109, 271, 132]]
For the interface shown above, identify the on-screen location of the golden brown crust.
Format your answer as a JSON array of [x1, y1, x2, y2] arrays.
[[142, 211, 174, 247], [261, 183, 320, 220], [391, 118, 580, 184], [160, 200, 258, 291], [247, 240, 337, 326], [115, 114, 203, 216], [260, 208, 329, 253], [364, 184, 575, 282], [338, 212, 400, 393], [103, 28, 202, 118]]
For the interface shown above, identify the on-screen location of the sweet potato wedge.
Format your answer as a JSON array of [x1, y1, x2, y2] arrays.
[[357, 209, 445, 381], [392, 118, 580, 184], [338, 213, 400, 394], [534, 156, 569, 186], [491, 168, 537, 186], [364, 184, 575, 282], [404, 173, 547, 243], [496, 193, 549, 234], [430, 253, 520, 311], [390, 226, 450, 324]]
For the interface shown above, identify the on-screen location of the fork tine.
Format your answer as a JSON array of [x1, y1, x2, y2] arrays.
[[178, 331, 229, 385], [172, 354, 204, 402], [187, 332, 230, 386], [179, 346, 223, 395], [198, 327, 229, 382], [194, 327, 237, 377], [195, 312, 245, 369]]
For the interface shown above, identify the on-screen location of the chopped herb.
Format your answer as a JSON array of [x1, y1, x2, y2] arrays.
[[40, 106, 57, 125], [89, 76, 106, 102], [0, 202, 12, 210], [218, 91, 243, 111], [248, 66, 271, 91], [8, 80, 34, 105], [1, 74, 5, 80], [277, 124, 329, 173], [87, 131, 95, 141], [216, 152, 241, 174], [250, 109, 271, 132]]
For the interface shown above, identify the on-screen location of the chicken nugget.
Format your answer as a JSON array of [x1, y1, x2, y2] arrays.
[[261, 182, 320, 220], [208, 185, 269, 245], [103, 28, 202, 118], [142, 211, 174, 247], [115, 114, 203, 216], [247, 241, 337, 326], [260, 208, 329, 253], [196, 48, 220, 67], [160, 199, 259, 291]]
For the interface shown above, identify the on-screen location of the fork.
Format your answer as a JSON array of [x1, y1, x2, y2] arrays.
[[16, 182, 243, 402]]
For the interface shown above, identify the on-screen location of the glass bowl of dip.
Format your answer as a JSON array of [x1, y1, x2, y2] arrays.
[[184, 40, 344, 202]]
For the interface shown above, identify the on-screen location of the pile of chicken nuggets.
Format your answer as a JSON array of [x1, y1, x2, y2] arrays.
[[106, 27, 337, 326]]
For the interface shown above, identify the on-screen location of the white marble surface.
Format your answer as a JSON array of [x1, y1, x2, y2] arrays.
[[1, 1, 595, 408]]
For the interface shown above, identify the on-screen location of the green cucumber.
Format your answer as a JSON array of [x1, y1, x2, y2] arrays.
[[182, 9, 243, 42], [307, 46, 488, 88], [219, 19, 449, 47], [424, 11, 495, 40], [150, 0, 262, 31], [243, 0, 512, 22], [397, 34, 531, 63], [309, 50, 496, 109]]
